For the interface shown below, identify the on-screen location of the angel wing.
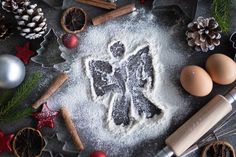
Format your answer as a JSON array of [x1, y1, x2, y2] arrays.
[[132, 91, 162, 118], [126, 46, 154, 90], [89, 60, 130, 125], [88, 60, 119, 97], [126, 46, 162, 118]]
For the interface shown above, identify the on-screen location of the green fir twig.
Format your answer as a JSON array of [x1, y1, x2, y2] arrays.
[[0, 72, 41, 123], [212, 0, 231, 33], [0, 90, 14, 106], [0, 107, 33, 122]]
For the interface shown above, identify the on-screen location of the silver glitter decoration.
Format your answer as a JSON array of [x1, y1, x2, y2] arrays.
[[0, 54, 25, 89]]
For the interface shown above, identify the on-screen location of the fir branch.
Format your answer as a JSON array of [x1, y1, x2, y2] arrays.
[[0, 107, 33, 123], [0, 90, 14, 106], [212, 0, 231, 33], [0, 72, 41, 121]]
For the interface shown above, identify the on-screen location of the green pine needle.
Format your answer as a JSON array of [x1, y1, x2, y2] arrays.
[[0, 90, 14, 106], [0, 107, 33, 122], [0, 72, 41, 123], [213, 0, 231, 33]]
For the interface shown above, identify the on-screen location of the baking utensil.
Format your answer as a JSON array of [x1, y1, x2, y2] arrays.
[[181, 111, 236, 157], [155, 86, 236, 157], [152, 0, 198, 21], [31, 29, 66, 68]]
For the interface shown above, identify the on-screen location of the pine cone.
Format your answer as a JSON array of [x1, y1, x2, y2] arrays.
[[186, 17, 221, 52], [14, 2, 47, 40], [1, 0, 29, 13], [0, 14, 13, 40]]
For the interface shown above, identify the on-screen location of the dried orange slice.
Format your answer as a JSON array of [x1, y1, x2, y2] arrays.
[[202, 141, 235, 157], [61, 7, 87, 34], [13, 127, 45, 157]]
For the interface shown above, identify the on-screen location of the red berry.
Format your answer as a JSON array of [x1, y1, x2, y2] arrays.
[[90, 150, 107, 157], [62, 33, 78, 49]]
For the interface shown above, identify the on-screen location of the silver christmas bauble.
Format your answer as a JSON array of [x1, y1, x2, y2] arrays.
[[0, 54, 26, 89]]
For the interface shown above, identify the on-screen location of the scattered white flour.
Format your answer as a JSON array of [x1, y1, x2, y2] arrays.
[[48, 9, 191, 157]]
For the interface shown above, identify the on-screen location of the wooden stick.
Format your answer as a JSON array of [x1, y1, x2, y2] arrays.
[[92, 3, 136, 26], [76, 0, 116, 10], [32, 73, 68, 109], [61, 107, 85, 151]]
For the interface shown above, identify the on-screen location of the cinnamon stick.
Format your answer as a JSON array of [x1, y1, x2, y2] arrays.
[[92, 3, 136, 26], [32, 73, 68, 109], [61, 107, 85, 151], [77, 0, 116, 10]]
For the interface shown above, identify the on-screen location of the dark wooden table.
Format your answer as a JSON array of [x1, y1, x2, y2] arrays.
[[1, 0, 236, 157]]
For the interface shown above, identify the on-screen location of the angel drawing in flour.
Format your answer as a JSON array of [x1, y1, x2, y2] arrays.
[[87, 41, 162, 126]]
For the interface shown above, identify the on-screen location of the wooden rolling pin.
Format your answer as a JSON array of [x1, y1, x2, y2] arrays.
[[156, 86, 236, 157]]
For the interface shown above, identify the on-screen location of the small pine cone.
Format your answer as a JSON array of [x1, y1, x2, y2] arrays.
[[186, 17, 222, 52], [0, 14, 13, 40], [1, 0, 29, 13], [15, 2, 47, 40]]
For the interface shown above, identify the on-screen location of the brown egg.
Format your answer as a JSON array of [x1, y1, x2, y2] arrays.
[[180, 65, 213, 97], [206, 54, 236, 85]]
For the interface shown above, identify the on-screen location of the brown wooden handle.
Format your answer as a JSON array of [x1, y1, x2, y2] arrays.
[[166, 95, 232, 156], [92, 3, 136, 26], [32, 73, 68, 109], [61, 107, 85, 151], [76, 0, 116, 10]]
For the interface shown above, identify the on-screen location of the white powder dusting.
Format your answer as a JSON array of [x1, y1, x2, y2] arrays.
[[48, 9, 191, 156]]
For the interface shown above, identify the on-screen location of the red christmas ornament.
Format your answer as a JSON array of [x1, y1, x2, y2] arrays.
[[16, 42, 35, 64], [140, 0, 145, 4], [0, 130, 14, 153], [90, 150, 107, 157], [62, 33, 78, 49], [32, 102, 59, 130]]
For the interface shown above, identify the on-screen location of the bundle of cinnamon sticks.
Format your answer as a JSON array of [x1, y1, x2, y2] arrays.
[[76, 0, 117, 10], [92, 3, 136, 26], [76, 0, 136, 26]]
